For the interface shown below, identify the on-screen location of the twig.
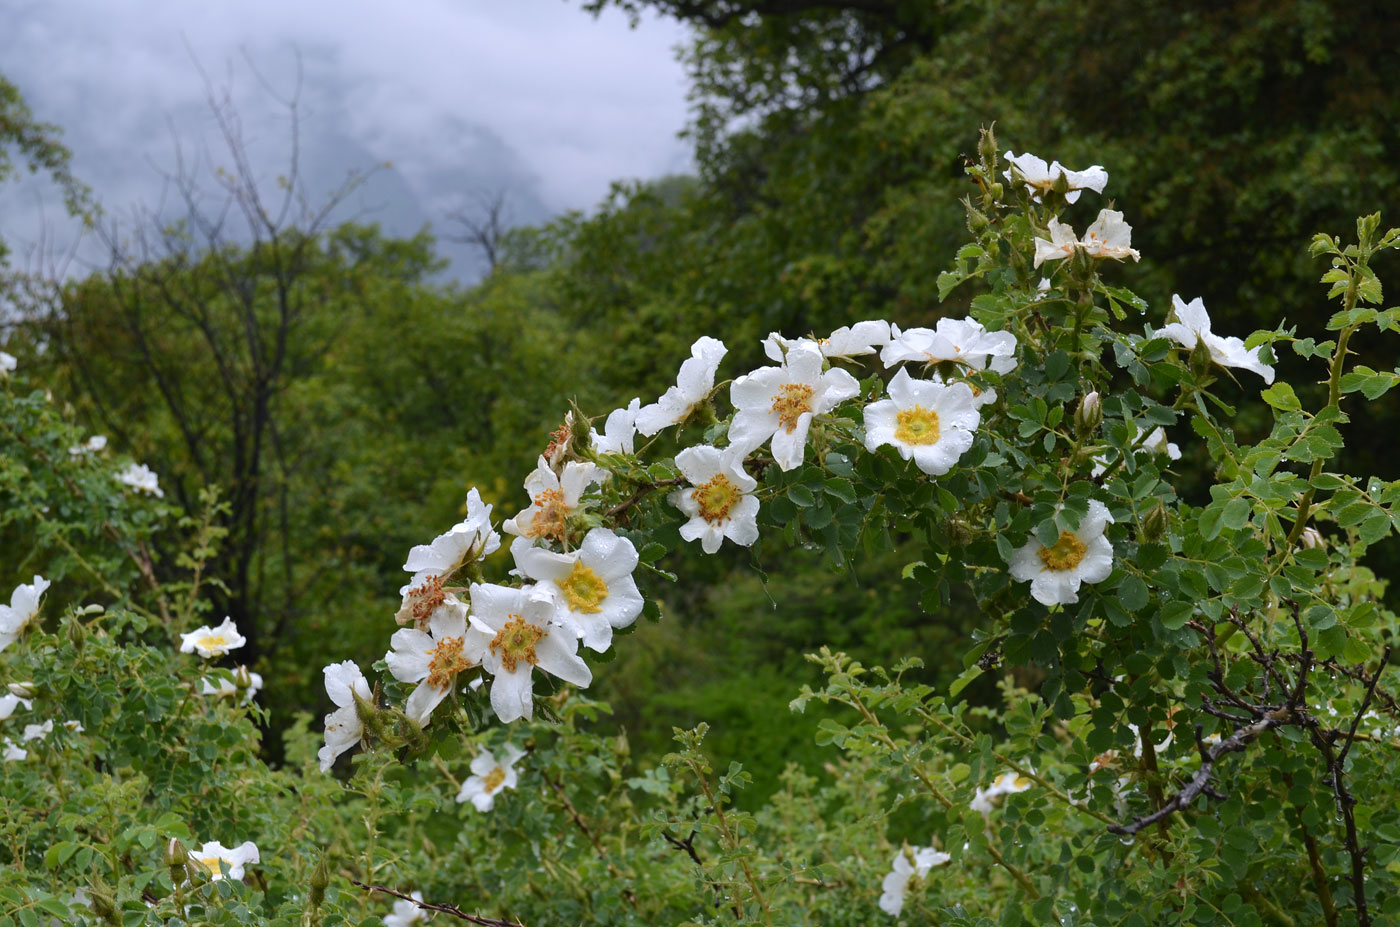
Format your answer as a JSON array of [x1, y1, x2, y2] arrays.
[[349, 879, 523, 926]]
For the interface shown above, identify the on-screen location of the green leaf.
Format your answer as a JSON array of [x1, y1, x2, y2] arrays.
[[1260, 382, 1301, 411], [1118, 575, 1149, 612], [1159, 602, 1194, 630]]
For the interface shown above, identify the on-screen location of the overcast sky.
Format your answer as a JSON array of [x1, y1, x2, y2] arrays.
[[0, 0, 693, 279]]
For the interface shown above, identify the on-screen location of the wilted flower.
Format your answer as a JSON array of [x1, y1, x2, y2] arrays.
[[402, 489, 501, 590], [635, 336, 727, 435], [1008, 500, 1115, 606], [729, 342, 860, 470], [190, 841, 260, 881], [0, 575, 50, 653], [511, 529, 644, 653], [319, 661, 372, 772], [1157, 295, 1275, 384], [465, 584, 591, 723], [863, 369, 981, 476], [385, 603, 477, 726], [503, 458, 601, 544], [878, 845, 951, 916], [1002, 151, 1108, 204], [456, 744, 526, 812], [592, 398, 641, 456], [116, 462, 164, 497], [179, 617, 246, 659], [670, 444, 760, 554]]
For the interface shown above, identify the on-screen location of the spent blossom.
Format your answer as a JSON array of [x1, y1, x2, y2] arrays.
[[1034, 210, 1141, 268], [503, 458, 601, 544], [1003, 150, 1108, 204], [385, 603, 478, 726]]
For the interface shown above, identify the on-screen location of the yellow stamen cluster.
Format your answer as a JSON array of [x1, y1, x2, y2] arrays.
[[426, 635, 472, 689], [894, 405, 941, 446], [198, 857, 224, 877], [525, 488, 569, 542], [490, 616, 544, 673], [692, 474, 740, 524], [483, 767, 507, 793], [1037, 531, 1088, 571], [770, 383, 815, 433], [406, 575, 447, 628], [559, 561, 608, 614]]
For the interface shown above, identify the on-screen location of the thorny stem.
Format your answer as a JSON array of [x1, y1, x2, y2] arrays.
[[687, 759, 774, 926], [350, 879, 523, 926]]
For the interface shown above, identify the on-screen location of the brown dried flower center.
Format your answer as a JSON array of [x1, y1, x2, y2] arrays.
[[693, 474, 740, 524], [483, 767, 507, 792], [1037, 531, 1087, 571], [771, 383, 815, 433], [525, 488, 569, 542], [426, 635, 472, 689], [894, 406, 941, 446], [490, 616, 544, 673], [406, 575, 447, 628]]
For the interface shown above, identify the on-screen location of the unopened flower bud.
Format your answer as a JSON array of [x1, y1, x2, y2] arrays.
[[987, 181, 1004, 201], [67, 616, 87, 652], [9, 682, 35, 699], [166, 837, 189, 885], [88, 876, 118, 926], [308, 854, 329, 908], [1141, 502, 1169, 542], [1300, 526, 1325, 550], [977, 124, 998, 166], [234, 666, 253, 690], [966, 205, 990, 233], [1074, 391, 1103, 439]]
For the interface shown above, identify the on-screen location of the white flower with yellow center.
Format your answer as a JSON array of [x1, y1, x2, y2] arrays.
[[1008, 500, 1115, 606], [1003, 151, 1108, 204], [503, 458, 601, 545], [636, 336, 728, 436], [511, 529, 644, 653], [670, 445, 760, 554], [970, 770, 1034, 815], [116, 462, 164, 497], [880, 318, 1018, 375], [319, 660, 372, 772], [729, 342, 860, 470], [0, 575, 50, 653], [385, 891, 429, 927], [199, 666, 264, 702], [464, 583, 591, 723], [863, 369, 981, 476], [1034, 210, 1141, 268], [179, 616, 246, 659], [385, 603, 477, 726], [401, 489, 501, 590], [878, 845, 952, 917], [191, 841, 259, 881], [592, 398, 641, 456], [1158, 294, 1276, 384], [457, 744, 526, 812]]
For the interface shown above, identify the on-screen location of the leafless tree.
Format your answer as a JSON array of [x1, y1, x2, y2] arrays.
[[444, 187, 512, 273]]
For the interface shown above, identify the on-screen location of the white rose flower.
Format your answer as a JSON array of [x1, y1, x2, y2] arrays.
[[384, 890, 429, 927], [1034, 210, 1141, 268], [2, 738, 26, 762], [880, 317, 1018, 375], [402, 488, 501, 588], [670, 445, 760, 554], [0, 575, 50, 653], [1008, 500, 1115, 606], [456, 744, 526, 812], [191, 841, 260, 881], [179, 617, 246, 659], [970, 771, 1034, 816], [763, 320, 892, 363], [199, 666, 264, 702], [1090, 425, 1182, 477], [464, 584, 591, 723], [635, 336, 728, 436], [0, 351, 15, 375], [1003, 150, 1108, 204], [503, 458, 601, 544], [22, 720, 52, 743], [592, 398, 641, 456], [511, 529, 644, 653], [1157, 294, 1275, 384], [68, 435, 107, 456], [863, 368, 981, 476], [728, 342, 860, 470], [0, 693, 31, 721], [116, 462, 164, 497], [385, 602, 477, 726], [878, 845, 951, 916], [319, 661, 372, 772]]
